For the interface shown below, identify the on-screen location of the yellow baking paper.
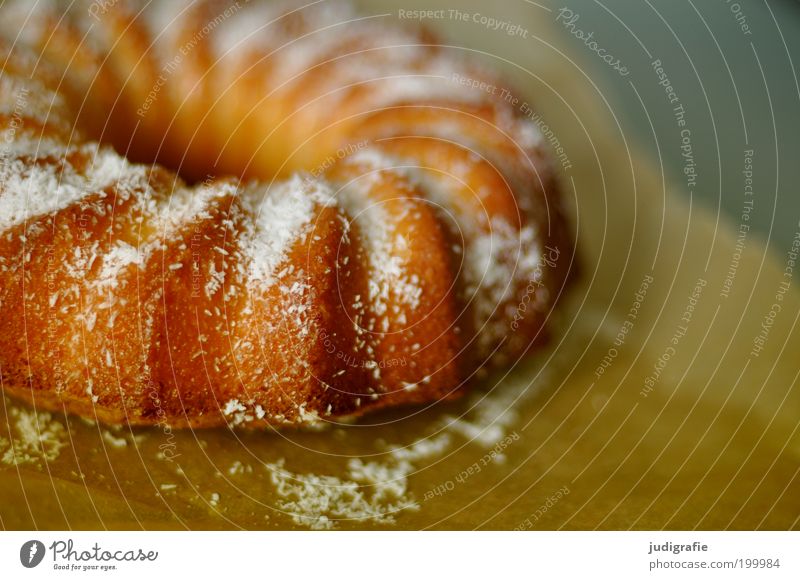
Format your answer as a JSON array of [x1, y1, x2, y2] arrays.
[[1, 1, 797, 530]]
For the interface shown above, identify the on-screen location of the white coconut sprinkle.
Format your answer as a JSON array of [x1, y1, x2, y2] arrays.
[[243, 176, 332, 288]]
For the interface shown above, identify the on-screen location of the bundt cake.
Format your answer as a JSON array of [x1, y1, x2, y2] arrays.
[[0, 0, 573, 428]]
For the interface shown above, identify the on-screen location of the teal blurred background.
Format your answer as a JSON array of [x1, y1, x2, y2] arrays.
[[562, 0, 800, 251]]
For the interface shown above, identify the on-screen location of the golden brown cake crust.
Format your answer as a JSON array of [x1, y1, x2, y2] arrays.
[[0, 1, 573, 428]]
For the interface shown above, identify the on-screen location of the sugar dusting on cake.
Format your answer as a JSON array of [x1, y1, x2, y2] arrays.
[[337, 153, 424, 319]]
